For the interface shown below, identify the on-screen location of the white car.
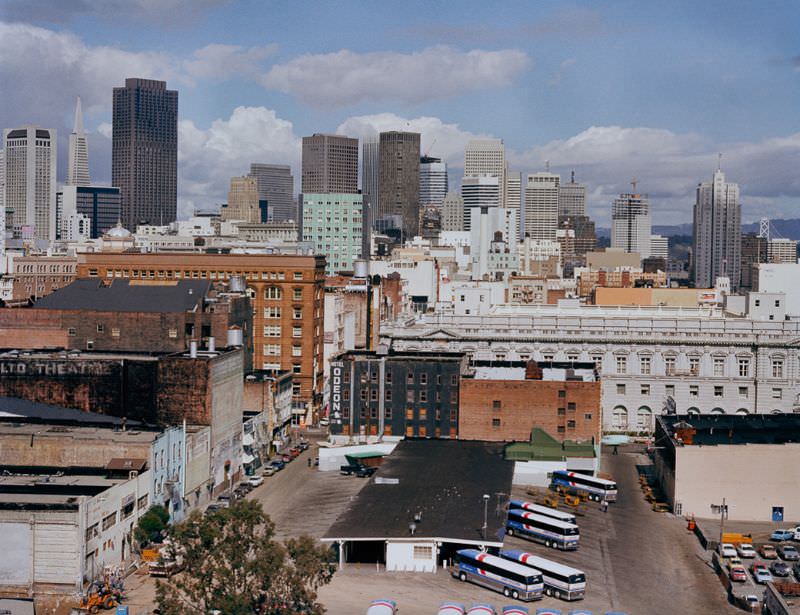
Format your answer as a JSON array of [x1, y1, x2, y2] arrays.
[[248, 475, 264, 487], [737, 543, 757, 558], [720, 543, 738, 558]]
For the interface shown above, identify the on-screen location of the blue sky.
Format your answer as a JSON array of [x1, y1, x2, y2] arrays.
[[1, 0, 799, 224]]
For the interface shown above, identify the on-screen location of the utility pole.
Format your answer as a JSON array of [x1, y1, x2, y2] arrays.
[[718, 497, 727, 547], [482, 494, 490, 541]]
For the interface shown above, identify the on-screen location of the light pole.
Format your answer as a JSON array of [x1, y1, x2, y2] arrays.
[[482, 494, 490, 540]]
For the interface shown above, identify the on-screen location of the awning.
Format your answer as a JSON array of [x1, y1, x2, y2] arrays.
[[242, 453, 255, 464], [242, 433, 254, 446]]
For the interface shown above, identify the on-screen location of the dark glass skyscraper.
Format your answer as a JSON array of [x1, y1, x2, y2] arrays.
[[378, 131, 420, 239], [112, 78, 178, 230]]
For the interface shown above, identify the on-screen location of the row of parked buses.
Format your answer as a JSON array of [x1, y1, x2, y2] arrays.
[[366, 598, 628, 614]]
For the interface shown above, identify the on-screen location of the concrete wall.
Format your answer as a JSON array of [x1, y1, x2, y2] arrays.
[[512, 457, 599, 487], [674, 443, 800, 522], [0, 431, 155, 469], [386, 540, 437, 572]]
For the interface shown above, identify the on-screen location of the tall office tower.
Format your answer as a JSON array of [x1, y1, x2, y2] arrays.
[[692, 168, 741, 289], [57, 186, 121, 239], [461, 175, 499, 231], [301, 133, 358, 194], [558, 214, 597, 257], [0, 148, 4, 272], [441, 192, 464, 232], [740, 233, 768, 291], [361, 136, 379, 256], [377, 131, 421, 239], [112, 78, 178, 230], [67, 97, 90, 186], [768, 238, 798, 263], [612, 188, 652, 258], [248, 163, 294, 222], [505, 170, 521, 209], [558, 171, 586, 217], [523, 171, 560, 240], [464, 139, 506, 208], [419, 155, 448, 208], [3, 125, 57, 241], [302, 193, 363, 275], [223, 176, 262, 223]]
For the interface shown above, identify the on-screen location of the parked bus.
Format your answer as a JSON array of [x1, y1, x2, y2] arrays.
[[550, 470, 617, 502], [500, 550, 586, 601], [466, 605, 496, 615], [509, 500, 577, 525], [365, 599, 397, 615], [506, 510, 580, 550], [501, 607, 529, 615], [452, 549, 544, 602], [438, 603, 466, 615]]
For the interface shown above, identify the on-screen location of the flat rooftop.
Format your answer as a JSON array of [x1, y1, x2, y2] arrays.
[[0, 396, 142, 427], [0, 422, 158, 442], [659, 414, 800, 446], [323, 439, 513, 546]]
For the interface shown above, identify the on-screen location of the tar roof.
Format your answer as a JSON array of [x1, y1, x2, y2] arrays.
[[323, 439, 513, 545], [0, 396, 140, 427], [34, 278, 210, 313], [660, 414, 800, 446]]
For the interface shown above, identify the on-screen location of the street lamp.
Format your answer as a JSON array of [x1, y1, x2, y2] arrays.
[[482, 494, 490, 540]]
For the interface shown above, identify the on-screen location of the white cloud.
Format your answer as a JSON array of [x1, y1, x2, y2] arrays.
[[183, 43, 278, 81], [511, 126, 800, 225], [176, 106, 300, 217], [337, 113, 487, 166], [262, 46, 531, 107]]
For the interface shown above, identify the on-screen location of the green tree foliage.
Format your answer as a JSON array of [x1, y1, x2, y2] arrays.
[[135, 505, 170, 547], [155, 499, 336, 615]]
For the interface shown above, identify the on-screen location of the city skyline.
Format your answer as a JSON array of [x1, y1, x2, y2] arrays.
[[1, 2, 799, 225]]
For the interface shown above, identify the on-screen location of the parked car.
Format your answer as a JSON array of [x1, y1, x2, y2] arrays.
[[779, 544, 800, 561], [737, 543, 757, 558], [269, 459, 286, 471], [751, 563, 773, 584], [205, 503, 225, 514], [288, 447, 301, 458], [356, 465, 377, 478], [744, 595, 760, 611], [248, 475, 265, 487], [217, 495, 231, 507], [340, 463, 374, 476], [726, 556, 743, 571], [319, 417, 330, 427], [770, 561, 792, 577], [771, 529, 795, 541], [793, 525, 800, 541], [793, 561, 800, 581], [280, 453, 292, 463], [719, 543, 738, 558], [760, 544, 778, 559], [729, 565, 748, 582], [298, 441, 310, 451], [262, 467, 276, 477], [237, 482, 253, 493]]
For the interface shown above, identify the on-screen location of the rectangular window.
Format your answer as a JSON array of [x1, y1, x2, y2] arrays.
[[419, 373, 428, 385], [292, 327, 302, 338], [616, 356, 627, 374], [385, 406, 392, 419], [370, 389, 378, 401], [293, 308, 302, 320], [713, 358, 725, 377], [67, 327, 76, 336], [665, 357, 676, 376], [263, 344, 280, 356], [739, 386, 749, 399], [419, 390, 428, 402], [293, 272, 303, 280], [291, 346, 301, 357], [419, 407, 427, 419], [360, 389, 367, 401], [567, 402, 576, 411], [137, 494, 148, 510], [584, 413, 593, 420], [772, 359, 784, 379], [413, 545, 433, 560], [640, 356, 651, 375], [111, 327, 120, 338], [492, 418, 501, 427], [689, 385, 699, 398], [265, 287, 282, 300], [96, 323, 104, 333], [738, 358, 750, 378], [263, 325, 281, 337], [557, 425, 565, 433], [772, 388, 783, 399], [451, 375, 458, 386], [385, 389, 392, 401], [293, 288, 302, 301], [406, 408, 414, 420], [121, 501, 135, 519], [641, 384, 650, 396], [557, 408, 566, 416], [689, 357, 700, 376], [567, 420, 576, 429], [714, 386, 724, 398], [264, 306, 281, 319], [102, 512, 117, 531], [85, 523, 99, 542], [492, 400, 502, 409], [616, 383, 625, 395], [665, 384, 675, 396], [407, 391, 414, 403], [385, 371, 392, 384]]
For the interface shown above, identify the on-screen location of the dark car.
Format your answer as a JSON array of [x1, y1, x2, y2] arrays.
[[298, 441, 310, 451], [771, 561, 792, 577], [779, 545, 800, 561], [793, 561, 800, 581], [341, 463, 370, 476], [355, 465, 376, 478], [269, 459, 286, 471]]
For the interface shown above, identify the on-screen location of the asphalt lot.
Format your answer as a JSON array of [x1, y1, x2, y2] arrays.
[[318, 446, 739, 615]]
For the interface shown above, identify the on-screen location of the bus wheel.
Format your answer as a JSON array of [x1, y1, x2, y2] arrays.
[[511, 590, 519, 600], [555, 590, 562, 600], [503, 588, 511, 598], [551, 542, 558, 549], [459, 571, 467, 582], [507, 527, 514, 536], [545, 588, 552, 597]]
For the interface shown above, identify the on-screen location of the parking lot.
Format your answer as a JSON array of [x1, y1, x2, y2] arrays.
[[318, 446, 738, 614]]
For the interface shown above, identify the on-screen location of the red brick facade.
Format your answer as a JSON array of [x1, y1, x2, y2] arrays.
[[459, 378, 601, 443]]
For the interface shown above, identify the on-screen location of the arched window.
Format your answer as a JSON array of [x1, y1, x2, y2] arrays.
[[736, 408, 750, 416], [636, 406, 653, 431], [711, 407, 725, 415], [687, 407, 700, 416], [611, 406, 628, 430], [771, 409, 783, 414]]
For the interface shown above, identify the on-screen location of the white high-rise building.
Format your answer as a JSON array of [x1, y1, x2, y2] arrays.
[[67, 97, 90, 186], [505, 171, 521, 208], [361, 136, 379, 256], [558, 171, 586, 217], [419, 156, 448, 208], [3, 125, 57, 241], [611, 190, 651, 259], [461, 175, 499, 231], [469, 205, 518, 281], [649, 234, 669, 260], [464, 139, 506, 208], [523, 171, 560, 240], [441, 192, 464, 232], [692, 168, 741, 289], [0, 148, 4, 273], [768, 238, 798, 264]]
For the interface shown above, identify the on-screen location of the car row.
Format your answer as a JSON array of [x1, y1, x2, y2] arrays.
[[770, 526, 800, 542]]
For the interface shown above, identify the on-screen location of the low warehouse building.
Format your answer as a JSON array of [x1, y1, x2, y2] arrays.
[[653, 414, 800, 522], [323, 439, 513, 572]]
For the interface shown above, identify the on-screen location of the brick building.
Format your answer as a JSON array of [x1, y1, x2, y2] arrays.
[[329, 350, 467, 438], [26, 278, 252, 364], [75, 251, 326, 413], [9, 254, 77, 302], [459, 361, 601, 443]]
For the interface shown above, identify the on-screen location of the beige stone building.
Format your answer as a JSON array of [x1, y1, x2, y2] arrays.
[[223, 176, 261, 223]]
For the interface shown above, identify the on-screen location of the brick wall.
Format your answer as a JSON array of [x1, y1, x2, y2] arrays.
[[459, 378, 601, 443]]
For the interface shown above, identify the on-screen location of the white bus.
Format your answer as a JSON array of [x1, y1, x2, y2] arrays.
[[506, 510, 580, 550], [437, 603, 465, 615], [509, 499, 577, 525], [365, 599, 397, 614], [551, 470, 618, 502], [452, 549, 544, 602], [500, 549, 586, 601]]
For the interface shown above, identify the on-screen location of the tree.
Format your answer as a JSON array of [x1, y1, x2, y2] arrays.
[[135, 505, 170, 547], [155, 499, 336, 615]]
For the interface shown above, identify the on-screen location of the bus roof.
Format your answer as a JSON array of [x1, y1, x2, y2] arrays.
[[553, 470, 617, 487], [437, 603, 466, 615], [501, 549, 585, 577], [457, 549, 542, 578], [510, 500, 576, 520], [508, 510, 580, 531]]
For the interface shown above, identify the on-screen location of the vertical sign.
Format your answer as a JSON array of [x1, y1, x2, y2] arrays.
[[330, 362, 343, 426]]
